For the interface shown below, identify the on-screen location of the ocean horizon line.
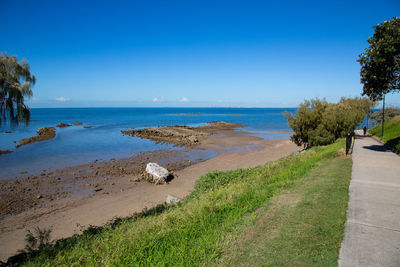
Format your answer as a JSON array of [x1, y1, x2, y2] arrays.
[[28, 106, 297, 109]]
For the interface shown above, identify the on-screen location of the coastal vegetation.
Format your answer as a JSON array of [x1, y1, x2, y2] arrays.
[[284, 97, 374, 148], [369, 115, 400, 151], [0, 52, 35, 125], [9, 139, 351, 266]]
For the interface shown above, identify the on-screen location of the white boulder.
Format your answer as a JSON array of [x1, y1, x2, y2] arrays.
[[166, 194, 181, 205], [145, 163, 169, 184]]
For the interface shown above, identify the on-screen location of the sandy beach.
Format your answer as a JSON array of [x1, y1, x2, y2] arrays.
[[0, 126, 298, 261]]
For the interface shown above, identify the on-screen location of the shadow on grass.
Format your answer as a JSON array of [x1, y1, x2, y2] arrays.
[[4, 202, 173, 266]]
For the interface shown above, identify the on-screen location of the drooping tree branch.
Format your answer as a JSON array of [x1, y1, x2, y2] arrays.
[[0, 52, 35, 125]]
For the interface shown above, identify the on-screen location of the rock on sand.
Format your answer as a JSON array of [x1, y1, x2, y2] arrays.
[[145, 163, 169, 184], [166, 194, 181, 204]]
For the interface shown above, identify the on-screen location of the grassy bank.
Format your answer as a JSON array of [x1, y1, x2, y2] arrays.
[[11, 140, 350, 266], [218, 155, 351, 266], [369, 115, 400, 151]]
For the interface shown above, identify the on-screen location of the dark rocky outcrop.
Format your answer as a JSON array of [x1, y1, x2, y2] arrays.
[[56, 123, 71, 128], [16, 127, 56, 148]]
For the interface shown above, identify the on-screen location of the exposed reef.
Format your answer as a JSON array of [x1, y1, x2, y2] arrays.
[[121, 121, 243, 147], [0, 150, 13, 155], [56, 123, 71, 128], [16, 127, 56, 148]]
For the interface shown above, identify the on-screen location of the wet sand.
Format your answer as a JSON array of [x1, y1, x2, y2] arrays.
[[0, 149, 202, 219], [0, 128, 298, 261]]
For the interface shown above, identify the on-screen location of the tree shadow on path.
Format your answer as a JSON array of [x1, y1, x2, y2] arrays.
[[362, 144, 392, 152]]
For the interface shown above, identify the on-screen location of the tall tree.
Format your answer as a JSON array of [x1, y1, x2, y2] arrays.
[[0, 52, 36, 125], [358, 17, 400, 100], [358, 17, 400, 136]]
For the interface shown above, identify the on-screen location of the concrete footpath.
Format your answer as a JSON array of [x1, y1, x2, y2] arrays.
[[339, 131, 400, 266]]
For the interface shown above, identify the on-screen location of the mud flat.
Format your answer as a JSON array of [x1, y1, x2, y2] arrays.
[[0, 149, 201, 220], [0, 123, 298, 261]]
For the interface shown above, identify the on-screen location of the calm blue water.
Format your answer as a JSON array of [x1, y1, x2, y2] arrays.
[[0, 108, 295, 178]]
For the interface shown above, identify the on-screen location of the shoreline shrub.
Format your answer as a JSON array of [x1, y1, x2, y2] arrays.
[[285, 97, 374, 148]]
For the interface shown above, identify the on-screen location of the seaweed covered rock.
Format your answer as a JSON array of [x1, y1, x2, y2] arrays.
[[37, 127, 56, 136], [0, 149, 12, 155], [121, 121, 243, 147], [56, 123, 71, 128], [16, 127, 56, 148]]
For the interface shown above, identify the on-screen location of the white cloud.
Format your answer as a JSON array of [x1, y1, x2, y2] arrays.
[[55, 97, 71, 102], [180, 97, 189, 102], [153, 97, 163, 103], [27, 97, 39, 102]]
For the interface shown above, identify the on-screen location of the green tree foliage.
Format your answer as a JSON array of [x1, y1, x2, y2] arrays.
[[0, 52, 36, 125], [358, 17, 400, 101], [285, 97, 374, 148]]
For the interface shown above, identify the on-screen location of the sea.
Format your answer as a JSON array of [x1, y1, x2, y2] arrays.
[[0, 107, 295, 179]]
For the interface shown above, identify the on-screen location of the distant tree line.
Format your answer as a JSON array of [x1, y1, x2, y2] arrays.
[[285, 97, 375, 148]]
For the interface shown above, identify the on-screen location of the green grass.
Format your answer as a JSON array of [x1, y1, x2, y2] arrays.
[[369, 116, 400, 151], [217, 156, 352, 266], [11, 140, 349, 266]]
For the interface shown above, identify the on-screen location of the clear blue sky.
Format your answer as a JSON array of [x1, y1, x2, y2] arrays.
[[1, 0, 399, 108]]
